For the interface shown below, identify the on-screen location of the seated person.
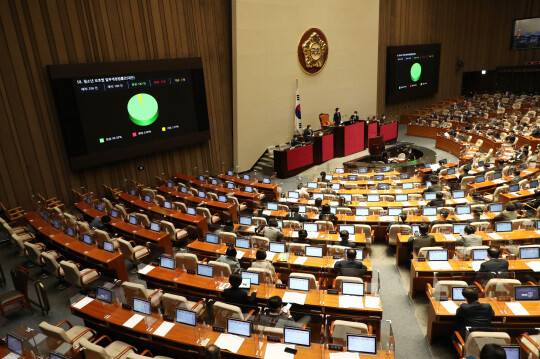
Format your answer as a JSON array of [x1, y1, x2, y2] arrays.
[[295, 229, 308, 243], [432, 208, 453, 225], [468, 208, 484, 224], [456, 224, 482, 248], [297, 184, 309, 199], [338, 230, 356, 248], [263, 218, 284, 242], [220, 219, 239, 235], [480, 344, 506, 359], [318, 204, 338, 222], [469, 191, 488, 205], [90, 215, 111, 230], [407, 223, 436, 256], [423, 176, 443, 193], [320, 171, 329, 183], [290, 135, 300, 147], [387, 213, 410, 233], [479, 247, 509, 273], [203, 345, 220, 359], [223, 273, 257, 312], [334, 248, 367, 276], [509, 170, 523, 185], [493, 202, 517, 222], [258, 296, 308, 328], [455, 287, 495, 339], [302, 125, 314, 138], [458, 165, 471, 182], [216, 246, 241, 274], [286, 206, 307, 222], [251, 249, 276, 278], [427, 192, 445, 207], [314, 197, 323, 208]]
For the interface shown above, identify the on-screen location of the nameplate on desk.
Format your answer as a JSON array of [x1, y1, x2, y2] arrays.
[[267, 336, 281, 343], [294, 252, 303, 256], [328, 344, 343, 351], [327, 289, 339, 295], [212, 326, 225, 333], [329, 231, 337, 234], [163, 316, 174, 322], [187, 270, 195, 274], [417, 258, 426, 262], [333, 256, 342, 260], [122, 304, 132, 310], [276, 284, 286, 289], [198, 238, 205, 241]]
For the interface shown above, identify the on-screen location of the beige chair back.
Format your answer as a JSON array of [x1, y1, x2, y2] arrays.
[[42, 252, 62, 278], [213, 301, 244, 327], [39, 321, 71, 342], [208, 260, 232, 277], [331, 320, 369, 345], [464, 332, 511, 358], [218, 232, 237, 246], [175, 253, 199, 272], [59, 261, 83, 287]]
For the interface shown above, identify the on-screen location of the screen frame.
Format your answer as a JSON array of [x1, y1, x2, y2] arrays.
[[47, 58, 211, 170], [511, 17, 540, 50]]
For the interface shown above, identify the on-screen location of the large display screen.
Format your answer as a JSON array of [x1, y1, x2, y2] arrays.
[[512, 17, 540, 50], [386, 44, 441, 103], [48, 58, 210, 169]]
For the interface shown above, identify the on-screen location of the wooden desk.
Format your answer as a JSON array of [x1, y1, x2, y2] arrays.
[[435, 135, 465, 158], [406, 124, 443, 139], [75, 201, 173, 255], [467, 168, 539, 194], [186, 240, 373, 278], [427, 296, 540, 343], [218, 174, 279, 200], [71, 297, 392, 359], [25, 212, 129, 281], [274, 144, 314, 179], [138, 266, 384, 331], [0, 325, 79, 359], [174, 174, 263, 207], [156, 186, 238, 222], [500, 188, 537, 203], [120, 191, 209, 236], [410, 258, 540, 297]]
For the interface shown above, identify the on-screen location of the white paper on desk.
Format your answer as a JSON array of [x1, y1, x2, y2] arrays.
[[236, 250, 245, 259], [394, 180, 402, 184], [264, 343, 296, 359], [288, 198, 299, 203], [266, 252, 276, 261], [153, 321, 175, 337], [453, 198, 469, 204], [282, 292, 307, 305], [379, 216, 395, 222], [506, 302, 530, 316], [139, 265, 155, 275], [214, 333, 245, 353], [535, 230, 540, 236], [525, 189, 535, 195], [329, 352, 359, 359], [395, 189, 403, 194], [440, 300, 459, 314], [370, 190, 378, 194], [307, 200, 315, 205], [357, 202, 368, 207], [355, 216, 367, 221], [294, 256, 308, 265], [364, 296, 381, 309], [247, 225, 257, 232], [493, 179, 505, 184], [456, 214, 474, 221], [526, 261, 540, 272], [72, 296, 93, 309], [123, 314, 145, 328], [427, 261, 453, 271], [402, 201, 411, 207], [417, 201, 427, 206], [3, 353, 22, 359], [330, 201, 339, 206], [472, 261, 482, 272], [431, 164, 441, 171], [339, 295, 363, 308], [262, 210, 272, 216], [444, 234, 457, 242], [426, 216, 438, 222], [487, 233, 502, 239], [278, 198, 287, 202], [291, 232, 299, 238], [307, 232, 319, 239]]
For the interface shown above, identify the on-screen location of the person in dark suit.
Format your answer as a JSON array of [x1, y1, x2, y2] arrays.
[[531, 126, 540, 138], [286, 206, 307, 223], [333, 108, 341, 125], [407, 223, 436, 255], [90, 215, 111, 231], [290, 135, 300, 147], [456, 287, 495, 339], [295, 229, 308, 243], [223, 273, 257, 312], [319, 204, 338, 222], [493, 202, 518, 222], [480, 344, 506, 359], [320, 171, 330, 183], [427, 192, 445, 207], [479, 247, 509, 273], [350, 111, 359, 121], [423, 177, 443, 193], [338, 230, 356, 248], [302, 125, 313, 138], [335, 249, 367, 276], [387, 213, 410, 233], [431, 208, 454, 225], [509, 170, 523, 185], [458, 165, 472, 183]]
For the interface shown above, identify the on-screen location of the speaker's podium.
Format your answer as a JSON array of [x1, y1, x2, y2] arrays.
[[368, 136, 385, 156]]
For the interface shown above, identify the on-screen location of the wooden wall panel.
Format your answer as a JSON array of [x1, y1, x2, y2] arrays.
[[377, 0, 540, 120], [0, 0, 232, 209]]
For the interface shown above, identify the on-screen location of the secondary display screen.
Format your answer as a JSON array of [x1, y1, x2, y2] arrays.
[[386, 44, 441, 103], [512, 17, 540, 50], [48, 58, 210, 169]]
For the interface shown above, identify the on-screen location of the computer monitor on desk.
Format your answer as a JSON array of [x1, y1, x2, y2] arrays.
[[472, 249, 488, 261], [263, 177, 271, 184], [395, 194, 408, 202], [475, 176, 485, 184], [340, 194, 352, 202], [133, 298, 151, 316], [325, 174, 333, 181], [388, 207, 403, 216], [288, 191, 299, 199], [160, 256, 175, 270], [332, 183, 341, 191], [514, 285, 540, 301], [347, 335, 376, 354], [424, 193, 436, 201], [289, 277, 310, 292], [501, 346, 520, 359], [206, 233, 219, 244], [335, 168, 345, 174], [367, 194, 380, 202], [509, 184, 520, 192], [489, 203, 503, 213], [422, 207, 437, 216], [150, 222, 161, 232], [227, 318, 252, 338], [348, 175, 358, 181], [266, 202, 278, 211], [241, 271, 259, 285], [339, 225, 355, 235], [451, 287, 466, 302], [447, 168, 456, 175], [235, 238, 250, 249], [303, 223, 318, 233], [427, 250, 448, 261], [356, 208, 369, 216], [402, 183, 413, 190], [358, 168, 367, 174], [313, 193, 324, 200], [103, 241, 115, 253], [456, 206, 471, 215], [96, 287, 113, 304], [82, 234, 93, 245], [519, 247, 540, 259], [284, 327, 311, 347], [305, 246, 323, 258], [400, 173, 410, 179], [197, 264, 214, 278], [342, 282, 364, 296], [269, 242, 285, 253], [218, 195, 228, 203], [176, 308, 197, 327], [307, 182, 317, 189], [128, 215, 138, 225], [495, 221, 512, 233], [373, 174, 384, 181], [378, 183, 390, 190], [7, 333, 23, 356]]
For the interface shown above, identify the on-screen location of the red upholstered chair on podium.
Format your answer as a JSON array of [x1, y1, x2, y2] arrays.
[[319, 113, 332, 128], [368, 136, 385, 155]]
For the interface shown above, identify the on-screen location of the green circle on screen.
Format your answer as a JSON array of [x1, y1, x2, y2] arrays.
[[410, 63, 422, 82], [127, 93, 159, 126]]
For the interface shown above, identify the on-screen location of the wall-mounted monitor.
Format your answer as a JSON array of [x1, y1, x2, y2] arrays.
[[48, 58, 210, 169], [511, 17, 540, 50], [386, 44, 441, 103]]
